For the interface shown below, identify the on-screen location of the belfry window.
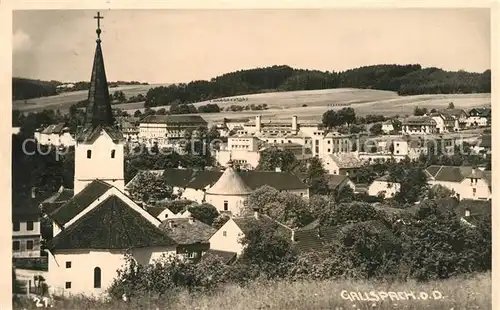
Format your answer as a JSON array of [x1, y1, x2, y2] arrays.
[[111, 150, 116, 158], [87, 150, 92, 159], [94, 267, 101, 288]]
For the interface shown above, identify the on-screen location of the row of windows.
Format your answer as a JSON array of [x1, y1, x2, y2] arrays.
[[86, 150, 116, 159], [13, 221, 34, 231], [64, 266, 101, 289], [12, 240, 35, 251]]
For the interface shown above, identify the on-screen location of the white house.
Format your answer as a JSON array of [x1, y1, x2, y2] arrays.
[[428, 113, 459, 133], [466, 108, 490, 128], [381, 121, 394, 134], [12, 192, 45, 258], [208, 212, 294, 256], [425, 165, 491, 201], [401, 116, 437, 135], [215, 135, 261, 169], [322, 152, 364, 176], [367, 175, 401, 199], [37, 123, 75, 147]]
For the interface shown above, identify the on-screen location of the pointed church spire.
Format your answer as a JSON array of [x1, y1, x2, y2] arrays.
[[84, 12, 114, 129], [77, 12, 122, 142]]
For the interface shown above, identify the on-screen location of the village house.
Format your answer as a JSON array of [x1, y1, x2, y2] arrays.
[[41, 23, 183, 297], [471, 134, 491, 156], [208, 211, 294, 256], [381, 120, 394, 134], [367, 175, 401, 199], [324, 174, 355, 193], [138, 114, 208, 147], [428, 112, 459, 133], [35, 123, 75, 147], [442, 108, 469, 130], [466, 108, 491, 128], [215, 135, 261, 169], [159, 217, 216, 261], [321, 153, 364, 176], [391, 136, 429, 161], [425, 165, 491, 201], [455, 199, 491, 227], [401, 116, 437, 135]]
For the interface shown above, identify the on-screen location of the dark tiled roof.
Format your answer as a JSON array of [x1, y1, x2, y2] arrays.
[[136, 168, 308, 191], [426, 165, 489, 182], [402, 116, 437, 126], [141, 115, 207, 124], [479, 135, 491, 148], [293, 226, 341, 253], [159, 218, 216, 245], [49, 180, 112, 226], [462, 214, 489, 227], [201, 249, 237, 264], [41, 123, 66, 134], [469, 108, 491, 118], [325, 174, 350, 189], [147, 206, 167, 217], [442, 109, 468, 118], [328, 153, 364, 169], [40, 188, 74, 215], [12, 190, 56, 221], [48, 195, 176, 251]]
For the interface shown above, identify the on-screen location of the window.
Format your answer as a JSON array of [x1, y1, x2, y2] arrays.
[[223, 201, 228, 211], [13, 221, 20, 232], [26, 240, 34, 250], [13, 241, 20, 251], [87, 150, 92, 159], [222, 231, 227, 237], [473, 188, 477, 196], [26, 221, 34, 231], [94, 267, 102, 288], [327, 149, 331, 153], [66, 261, 72, 268], [111, 150, 116, 158], [65, 282, 71, 289]]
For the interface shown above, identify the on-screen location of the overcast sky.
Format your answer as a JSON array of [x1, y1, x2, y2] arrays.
[[13, 9, 490, 84]]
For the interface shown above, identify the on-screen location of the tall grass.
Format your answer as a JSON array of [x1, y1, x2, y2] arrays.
[[14, 272, 490, 309]]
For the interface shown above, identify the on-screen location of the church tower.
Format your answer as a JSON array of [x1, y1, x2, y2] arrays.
[[73, 12, 125, 195]]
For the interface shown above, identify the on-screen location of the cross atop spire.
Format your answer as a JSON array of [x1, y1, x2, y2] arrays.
[[94, 12, 103, 42]]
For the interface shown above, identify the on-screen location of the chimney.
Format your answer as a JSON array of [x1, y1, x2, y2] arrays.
[[465, 209, 471, 217], [275, 167, 282, 172], [255, 115, 262, 132], [292, 116, 298, 131], [31, 187, 37, 199]]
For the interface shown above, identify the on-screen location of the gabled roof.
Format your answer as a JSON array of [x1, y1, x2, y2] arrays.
[[239, 171, 309, 190], [425, 165, 489, 183], [12, 191, 56, 222], [47, 195, 177, 251], [456, 199, 491, 217], [76, 124, 124, 143], [443, 108, 468, 118], [147, 206, 168, 217], [469, 108, 491, 118], [141, 115, 207, 124], [40, 187, 74, 215], [41, 123, 66, 135], [328, 153, 364, 169], [159, 218, 216, 245], [206, 165, 253, 195], [49, 180, 112, 226], [293, 226, 341, 253], [325, 174, 350, 189]]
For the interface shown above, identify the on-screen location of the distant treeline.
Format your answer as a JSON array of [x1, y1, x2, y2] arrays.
[[12, 78, 149, 100], [144, 64, 491, 107]]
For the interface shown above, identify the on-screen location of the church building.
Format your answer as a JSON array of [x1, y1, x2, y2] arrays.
[[43, 13, 178, 297]]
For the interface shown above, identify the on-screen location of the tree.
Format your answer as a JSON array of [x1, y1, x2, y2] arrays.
[[257, 147, 297, 172], [369, 123, 383, 136], [448, 102, 455, 109], [243, 186, 313, 229], [212, 213, 231, 229], [134, 110, 142, 117], [127, 171, 174, 203], [331, 184, 355, 203], [303, 157, 330, 195], [388, 162, 429, 204], [413, 107, 428, 116], [428, 184, 455, 199], [337, 107, 356, 125], [187, 203, 220, 225], [238, 220, 297, 278], [322, 110, 339, 129], [319, 202, 381, 227]]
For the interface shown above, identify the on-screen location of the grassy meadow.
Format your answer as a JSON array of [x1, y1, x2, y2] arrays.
[[13, 87, 490, 124], [14, 272, 491, 309]]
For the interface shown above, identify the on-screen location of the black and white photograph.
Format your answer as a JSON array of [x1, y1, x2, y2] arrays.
[[10, 8, 493, 309]]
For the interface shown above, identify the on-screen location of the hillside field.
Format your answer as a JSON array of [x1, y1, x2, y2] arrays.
[[12, 84, 166, 113], [14, 272, 490, 309], [13, 88, 490, 124]]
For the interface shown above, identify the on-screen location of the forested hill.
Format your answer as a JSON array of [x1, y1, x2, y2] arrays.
[[144, 64, 491, 107], [13, 64, 491, 105]]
